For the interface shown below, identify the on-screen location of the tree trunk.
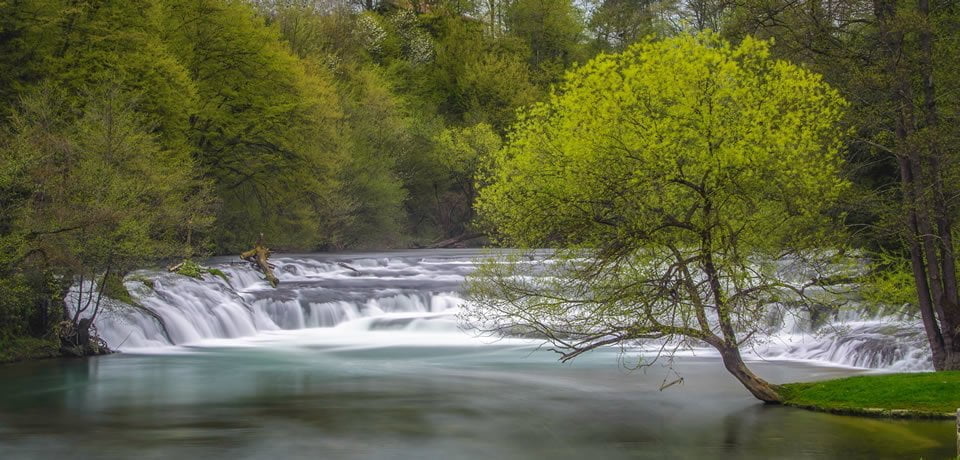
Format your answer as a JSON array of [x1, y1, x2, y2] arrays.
[[698, 208, 781, 402], [59, 316, 107, 357], [946, 351, 960, 370], [719, 345, 782, 403], [908, 153, 949, 369], [917, 0, 960, 371], [76, 317, 92, 350], [875, 0, 960, 370]]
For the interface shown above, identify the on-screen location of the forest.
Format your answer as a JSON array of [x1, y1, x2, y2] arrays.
[[1, 0, 959, 374]]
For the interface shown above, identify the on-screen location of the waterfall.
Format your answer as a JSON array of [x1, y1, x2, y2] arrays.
[[81, 250, 934, 371], [755, 315, 931, 371], [85, 252, 470, 349]]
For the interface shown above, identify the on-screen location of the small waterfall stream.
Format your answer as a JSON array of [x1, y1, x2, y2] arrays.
[[82, 250, 933, 371], [754, 310, 931, 371]]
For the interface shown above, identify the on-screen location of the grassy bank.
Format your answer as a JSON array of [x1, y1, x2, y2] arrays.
[[778, 372, 960, 418], [0, 336, 62, 364]]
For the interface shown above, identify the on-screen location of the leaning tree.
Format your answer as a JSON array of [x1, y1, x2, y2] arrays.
[[464, 33, 848, 403]]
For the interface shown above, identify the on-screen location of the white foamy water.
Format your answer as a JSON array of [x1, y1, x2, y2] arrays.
[[73, 250, 474, 349], [75, 249, 933, 371], [753, 317, 931, 371]]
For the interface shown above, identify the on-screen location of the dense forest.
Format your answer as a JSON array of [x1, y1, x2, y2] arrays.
[[1, 0, 958, 368]]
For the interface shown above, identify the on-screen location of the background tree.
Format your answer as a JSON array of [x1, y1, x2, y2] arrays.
[[722, 0, 960, 370], [431, 122, 501, 239], [587, 0, 671, 51], [505, 0, 586, 84], [335, 65, 412, 247], [163, 0, 351, 252], [465, 33, 848, 402], [0, 86, 212, 354], [876, 0, 960, 371]]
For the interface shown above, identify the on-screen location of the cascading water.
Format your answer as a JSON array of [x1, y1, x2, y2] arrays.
[[754, 309, 931, 371], [85, 250, 474, 350], [82, 249, 933, 371]]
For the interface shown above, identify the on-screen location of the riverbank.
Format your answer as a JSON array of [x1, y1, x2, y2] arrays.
[[0, 336, 62, 364], [778, 371, 960, 419]]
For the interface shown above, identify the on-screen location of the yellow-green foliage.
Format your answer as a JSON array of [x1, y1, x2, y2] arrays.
[[861, 252, 918, 312], [3, 85, 212, 272], [175, 260, 205, 279], [478, 33, 849, 251], [431, 21, 542, 132], [162, 0, 351, 252], [50, 0, 200, 148], [466, 34, 851, 400], [435, 123, 502, 183]]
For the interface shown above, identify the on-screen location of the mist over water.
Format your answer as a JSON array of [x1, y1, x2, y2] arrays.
[[86, 249, 931, 372], [3, 250, 953, 460]]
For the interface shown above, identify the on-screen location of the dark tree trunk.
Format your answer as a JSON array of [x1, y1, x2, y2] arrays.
[[917, 0, 960, 370], [700, 233, 782, 402], [876, 0, 960, 370], [719, 345, 782, 403], [60, 316, 102, 357], [76, 317, 91, 350]]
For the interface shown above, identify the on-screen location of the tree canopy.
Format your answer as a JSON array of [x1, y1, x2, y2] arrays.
[[1, 0, 958, 374], [467, 33, 849, 402]]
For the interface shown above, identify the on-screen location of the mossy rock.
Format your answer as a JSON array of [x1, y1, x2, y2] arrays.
[[172, 260, 230, 281]]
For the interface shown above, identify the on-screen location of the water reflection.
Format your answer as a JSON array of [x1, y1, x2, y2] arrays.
[[0, 345, 953, 459]]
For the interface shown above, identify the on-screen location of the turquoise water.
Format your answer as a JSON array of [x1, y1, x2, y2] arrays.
[[2, 250, 953, 459], [0, 339, 953, 459]]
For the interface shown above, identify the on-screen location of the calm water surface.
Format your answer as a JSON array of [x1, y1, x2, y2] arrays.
[[0, 337, 953, 459], [1, 250, 953, 459]]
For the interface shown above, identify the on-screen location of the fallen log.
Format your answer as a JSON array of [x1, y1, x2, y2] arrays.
[[428, 232, 485, 249], [241, 234, 279, 288], [337, 262, 361, 274]]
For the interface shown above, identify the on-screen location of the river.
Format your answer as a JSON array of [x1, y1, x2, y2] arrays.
[[0, 250, 954, 459]]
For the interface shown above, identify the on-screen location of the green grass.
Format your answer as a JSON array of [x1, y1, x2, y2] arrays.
[[0, 336, 61, 363], [779, 372, 960, 417]]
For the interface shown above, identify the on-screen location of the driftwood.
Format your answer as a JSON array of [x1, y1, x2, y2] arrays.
[[659, 377, 684, 391], [241, 234, 279, 288], [428, 232, 485, 249], [337, 262, 361, 274]]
